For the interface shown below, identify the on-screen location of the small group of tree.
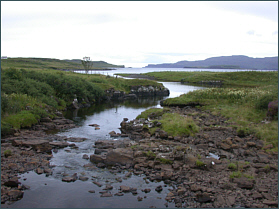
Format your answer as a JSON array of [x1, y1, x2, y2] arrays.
[[81, 56, 93, 74]]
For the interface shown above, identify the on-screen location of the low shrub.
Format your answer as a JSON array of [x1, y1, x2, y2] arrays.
[[267, 100, 278, 120]]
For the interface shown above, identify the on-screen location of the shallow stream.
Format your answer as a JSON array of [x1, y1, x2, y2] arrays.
[[5, 81, 205, 208]]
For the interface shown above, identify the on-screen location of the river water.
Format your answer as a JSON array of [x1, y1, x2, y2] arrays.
[[4, 68, 259, 208]]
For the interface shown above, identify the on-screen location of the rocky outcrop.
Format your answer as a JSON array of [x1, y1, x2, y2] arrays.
[[105, 85, 170, 101]]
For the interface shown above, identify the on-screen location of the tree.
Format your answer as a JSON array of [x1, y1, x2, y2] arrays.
[[81, 57, 93, 74]]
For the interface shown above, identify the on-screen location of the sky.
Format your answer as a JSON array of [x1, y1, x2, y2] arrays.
[[1, 1, 278, 68]]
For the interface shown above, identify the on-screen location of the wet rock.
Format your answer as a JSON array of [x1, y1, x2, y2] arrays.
[[79, 176, 89, 181], [62, 173, 78, 182], [104, 184, 113, 190], [36, 167, 44, 174], [120, 185, 131, 192], [82, 154, 89, 160], [155, 185, 163, 192], [100, 192, 112, 197], [142, 188, 151, 193], [88, 190, 95, 193], [137, 196, 143, 201], [105, 148, 134, 166], [96, 163, 106, 168], [114, 192, 124, 196], [8, 190, 24, 201], [93, 182, 102, 187], [4, 177, 20, 187]]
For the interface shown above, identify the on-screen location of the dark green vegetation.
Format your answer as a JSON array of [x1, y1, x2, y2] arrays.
[[147, 71, 278, 153], [1, 57, 124, 70], [1, 67, 164, 136], [145, 55, 278, 70]]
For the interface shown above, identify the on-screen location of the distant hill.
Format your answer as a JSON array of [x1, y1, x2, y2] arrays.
[[145, 55, 278, 70], [1, 57, 125, 70]]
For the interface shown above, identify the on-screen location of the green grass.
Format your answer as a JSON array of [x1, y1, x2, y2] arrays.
[[228, 163, 237, 170], [136, 108, 166, 120], [143, 71, 278, 87], [137, 108, 199, 137]]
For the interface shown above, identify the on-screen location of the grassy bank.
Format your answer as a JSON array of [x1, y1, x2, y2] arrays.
[[1, 68, 164, 135], [150, 71, 278, 153], [143, 71, 278, 87]]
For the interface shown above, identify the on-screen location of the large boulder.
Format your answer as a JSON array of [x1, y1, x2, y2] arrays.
[[105, 148, 134, 166]]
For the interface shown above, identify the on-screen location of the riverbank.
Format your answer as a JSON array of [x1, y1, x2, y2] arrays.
[[2, 106, 277, 207], [1, 68, 169, 136]]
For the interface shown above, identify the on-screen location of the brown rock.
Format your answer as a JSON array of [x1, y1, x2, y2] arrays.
[[7, 190, 24, 201], [105, 148, 134, 166], [120, 185, 131, 192]]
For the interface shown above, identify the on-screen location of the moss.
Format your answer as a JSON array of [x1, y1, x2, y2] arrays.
[[4, 149, 12, 157], [143, 150, 156, 158], [159, 158, 173, 164], [196, 160, 205, 167], [228, 163, 237, 170]]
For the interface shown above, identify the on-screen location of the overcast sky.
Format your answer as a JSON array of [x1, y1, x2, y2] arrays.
[[1, 1, 278, 67]]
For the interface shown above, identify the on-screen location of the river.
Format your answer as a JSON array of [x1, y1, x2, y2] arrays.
[[4, 68, 259, 208]]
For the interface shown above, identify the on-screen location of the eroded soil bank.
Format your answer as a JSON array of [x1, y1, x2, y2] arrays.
[[1, 107, 278, 208]]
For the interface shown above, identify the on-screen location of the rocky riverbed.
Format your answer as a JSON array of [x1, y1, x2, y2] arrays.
[[1, 107, 278, 208]]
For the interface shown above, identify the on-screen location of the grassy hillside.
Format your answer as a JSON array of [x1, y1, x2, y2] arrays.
[[0, 57, 124, 70]]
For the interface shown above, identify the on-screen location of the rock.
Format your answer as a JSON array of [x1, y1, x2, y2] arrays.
[[226, 195, 236, 206], [4, 177, 20, 187], [79, 176, 89, 181], [213, 194, 226, 208], [93, 182, 102, 187], [40, 117, 52, 122], [96, 163, 106, 168], [88, 190, 95, 193], [36, 168, 44, 174], [8, 190, 24, 201], [89, 124, 100, 127], [90, 154, 106, 164], [155, 185, 163, 192], [196, 192, 211, 203], [62, 173, 78, 182], [233, 177, 254, 189], [142, 188, 151, 193], [137, 196, 143, 201], [82, 154, 89, 160], [105, 148, 134, 166], [263, 200, 278, 207], [100, 192, 112, 197], [114, 192, 124, 196], [12, 139, 52, 153], [219, 143, 231, 150], [120, 185, 131, 192], [104, 185, 113, 190]]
